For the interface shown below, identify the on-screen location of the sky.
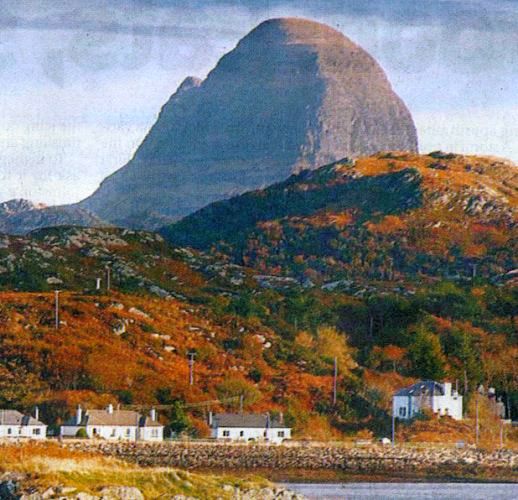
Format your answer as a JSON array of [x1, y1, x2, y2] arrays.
[[0, 0, 517, 205]]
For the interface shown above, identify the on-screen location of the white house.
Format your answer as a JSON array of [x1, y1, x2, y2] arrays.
[[0, 408, 47, 439], [393, 380, 463, 421], [60, 405, 163, 441], [210, 412, 291, 444]]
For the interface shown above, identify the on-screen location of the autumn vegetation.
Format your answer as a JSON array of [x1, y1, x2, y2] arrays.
[[0, 153, 516, 445]]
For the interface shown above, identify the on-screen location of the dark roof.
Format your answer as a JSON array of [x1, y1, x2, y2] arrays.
[[395, 380, 445, 397], [63, 409, 163, 428], [0, 410, 46, 426], [213, 413, 289, 429]]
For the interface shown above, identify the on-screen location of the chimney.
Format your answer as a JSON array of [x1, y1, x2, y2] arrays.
[[443, 382, 452, 396], [107, 404, 114, 414], [34, 406, 39, 421], [150, 408, 157, 422], [76, 405, 83, 425], [208, 411, 213, 427]]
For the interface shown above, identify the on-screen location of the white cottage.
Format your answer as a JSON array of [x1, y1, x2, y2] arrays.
[[393, 380, 463, 420], [60, 405, 163, 441], [0, 408, 47, 439], [210, 413, 291, 444]]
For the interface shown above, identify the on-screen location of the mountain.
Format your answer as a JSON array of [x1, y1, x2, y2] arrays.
[[80, 17, 418, 228], [0, 199, 47, 216], [0, 199, 108, 235], [163, 152, 517, 286]]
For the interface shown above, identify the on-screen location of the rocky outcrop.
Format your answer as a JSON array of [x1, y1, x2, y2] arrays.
[[80, 17, 418, 227]]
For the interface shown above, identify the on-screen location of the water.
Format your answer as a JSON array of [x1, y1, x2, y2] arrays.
[[284, 482, 518, 499]]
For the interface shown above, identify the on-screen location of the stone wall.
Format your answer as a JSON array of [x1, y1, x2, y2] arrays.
[[62, 441, 517, 479]]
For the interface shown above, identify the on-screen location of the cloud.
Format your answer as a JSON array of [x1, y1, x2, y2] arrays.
[[415, 106, 518, 163]]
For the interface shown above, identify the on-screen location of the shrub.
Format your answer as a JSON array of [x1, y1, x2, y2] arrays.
[[75, 428, 88, 438]]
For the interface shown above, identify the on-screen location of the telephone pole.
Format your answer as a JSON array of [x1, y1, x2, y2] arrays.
[[332, 357, 338, 405], [392, 406, 396, 447], [475, 394, 479, 447], [105, 265, 111, 292], [54, 290, 60, 330], [188, 352, 196, 386]]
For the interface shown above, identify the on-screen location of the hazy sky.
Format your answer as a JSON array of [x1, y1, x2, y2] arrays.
[[1, 0, 517, 204]]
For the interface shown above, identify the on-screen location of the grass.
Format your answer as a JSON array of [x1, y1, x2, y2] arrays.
[[0, 442, 270, 498]]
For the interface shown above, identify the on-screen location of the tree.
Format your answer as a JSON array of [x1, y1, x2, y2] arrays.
[[407, 325, 446, 380], [216, 376, 261, 409], [315, 326, 357, 374]]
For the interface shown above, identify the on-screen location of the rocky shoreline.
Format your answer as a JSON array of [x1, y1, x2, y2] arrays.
[[61, 441, 517, 481], [0, 473, 304, 500]]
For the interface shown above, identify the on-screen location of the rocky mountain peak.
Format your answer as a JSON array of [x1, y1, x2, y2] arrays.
[[0, 198, 46, 216], [79, 17, 418, 228]]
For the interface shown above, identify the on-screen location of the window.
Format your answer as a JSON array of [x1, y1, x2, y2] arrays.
[[110, 428, 116, 437], [126, 428, 131, 437], [7, 428, 12, 435], [222, 430, 230, 437], [277, 431, 285, 438], [152, 429, 158, 437], [33, 428, 41, 435], [239, 430, 244, 437], [399, 407, 407, 417]]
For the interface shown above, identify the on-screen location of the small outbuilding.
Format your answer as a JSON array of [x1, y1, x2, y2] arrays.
[[210, 412, 291, 444], [60, 405, 163, 441], [393, 380, 463, 420], [0, 408, 47, 439]]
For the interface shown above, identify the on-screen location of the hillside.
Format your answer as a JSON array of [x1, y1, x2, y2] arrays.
[[80, 17, 416, 228], [164, 152, 517, 287], [0, 224, 516, 440]]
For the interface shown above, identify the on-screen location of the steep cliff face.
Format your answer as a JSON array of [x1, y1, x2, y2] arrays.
[[81, 17, 418, 227]]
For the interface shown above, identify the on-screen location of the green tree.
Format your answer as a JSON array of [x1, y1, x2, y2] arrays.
[[407, 325, 446, 380], [216, 376, 261, 409]]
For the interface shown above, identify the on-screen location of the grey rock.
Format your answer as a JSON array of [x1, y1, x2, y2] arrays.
[[99, 486, 144, 500]]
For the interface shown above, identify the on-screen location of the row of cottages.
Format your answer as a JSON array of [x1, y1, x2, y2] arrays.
[[393, 380, 463, 420], [60, 405, 164, 441], [209, 412, 291, 444], [0, 408, 47, 440]]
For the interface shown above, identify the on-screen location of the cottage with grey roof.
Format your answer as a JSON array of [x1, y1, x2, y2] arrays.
[[0, 407, 47, 440], [210, 412, 291, 444], [60, 404, 163, 441], [393, 381, 463, 420]]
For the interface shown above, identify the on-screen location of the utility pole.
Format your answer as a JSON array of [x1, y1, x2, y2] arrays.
[[392, 407, 396, 447], [475, 394, 479, 447], [54, 290, 60, 330], [332, 357, 338, 405], [188, 352, 196, 386], [105, 265, 111, 292]]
